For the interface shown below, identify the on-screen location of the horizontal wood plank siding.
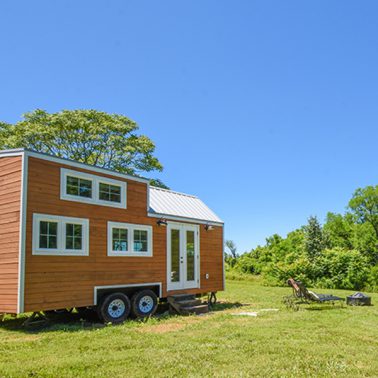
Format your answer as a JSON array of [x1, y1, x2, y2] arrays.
[[24, 156, 224, 312], [0, 156, 21, 313]]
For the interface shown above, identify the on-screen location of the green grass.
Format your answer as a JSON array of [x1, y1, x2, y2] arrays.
[[1, 280, 378, 377]]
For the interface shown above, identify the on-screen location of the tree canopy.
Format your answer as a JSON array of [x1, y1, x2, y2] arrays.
[[0, 109, 167, 187]]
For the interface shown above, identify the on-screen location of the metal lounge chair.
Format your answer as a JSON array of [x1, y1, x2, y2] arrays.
[[283, 278, 344, 310]]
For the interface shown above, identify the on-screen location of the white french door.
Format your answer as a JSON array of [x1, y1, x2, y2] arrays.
[[167, 223, 200, 291]]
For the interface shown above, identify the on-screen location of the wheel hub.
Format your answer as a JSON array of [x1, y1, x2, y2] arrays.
[[139, 295, 153, 313], [108, 299, 126, 318]]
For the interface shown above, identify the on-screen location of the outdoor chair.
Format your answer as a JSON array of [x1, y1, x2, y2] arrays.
[[283, 278, 344, 310]]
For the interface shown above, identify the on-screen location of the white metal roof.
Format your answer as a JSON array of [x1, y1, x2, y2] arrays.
[[148, 187, 223, 224]]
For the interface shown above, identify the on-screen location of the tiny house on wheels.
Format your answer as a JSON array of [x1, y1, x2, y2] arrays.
[[0, 149, 224, 323]]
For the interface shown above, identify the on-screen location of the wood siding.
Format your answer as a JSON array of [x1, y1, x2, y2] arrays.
[[0, 156, 22, 313], [24, 156, 224, 312]]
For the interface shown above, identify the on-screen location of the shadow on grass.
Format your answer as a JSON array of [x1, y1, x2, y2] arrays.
[[0, 311, 107, 334], [0, 303, 184, 334], [210, 301, 247, 312]]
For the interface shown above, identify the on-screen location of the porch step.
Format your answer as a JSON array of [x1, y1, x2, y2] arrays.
[[181, 304, 209, 315], [167, 295, 209, 316], [175, 298, 203, 307]]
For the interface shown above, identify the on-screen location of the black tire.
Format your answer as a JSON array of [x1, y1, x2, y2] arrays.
[[98, 292, 131, 324], [131, 289, 158, 318]]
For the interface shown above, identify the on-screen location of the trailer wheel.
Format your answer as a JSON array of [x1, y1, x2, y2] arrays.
[[131, 289, 158, 318], [98, 292, 130, 324]]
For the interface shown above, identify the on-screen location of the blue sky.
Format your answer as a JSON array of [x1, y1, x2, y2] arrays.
[[1, 1, 378, 253]]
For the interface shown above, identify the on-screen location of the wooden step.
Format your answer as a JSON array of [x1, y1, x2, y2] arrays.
[[181, 304, 209, 315], [167, 294, 209, 315], [175, 298, 202, 307]]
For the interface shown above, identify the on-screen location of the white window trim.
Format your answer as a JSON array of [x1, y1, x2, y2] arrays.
[[107, 221, 153, 257], [32, 213, 89, 256], [60, 168, 127, 209]]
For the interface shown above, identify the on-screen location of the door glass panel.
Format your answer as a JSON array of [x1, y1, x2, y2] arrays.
[[171, 229, 180, 283], [186, 230, 195, 281]]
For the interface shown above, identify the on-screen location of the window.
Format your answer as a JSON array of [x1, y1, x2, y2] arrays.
[[107, 222, 152, 257], [66, 176, 92, 198], [112, 228, 128, 252], [61, 168, 127, 209], [33, 214, 89, 256], [134, 230, 148, 252], [65, 223, 83, 250], [39, 221, 58, 249], [99, 183, 121, 203]]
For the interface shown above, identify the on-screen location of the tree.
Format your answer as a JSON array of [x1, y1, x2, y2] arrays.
[[304, 216, 325, 261], [348, 186, 378, 238], [225, 240, 238, 259], [0, 109, 167, 187]]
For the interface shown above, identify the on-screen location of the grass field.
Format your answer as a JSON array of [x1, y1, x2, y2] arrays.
[[1, 279, 378, 377]]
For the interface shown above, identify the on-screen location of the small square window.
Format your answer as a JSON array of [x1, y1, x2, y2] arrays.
[[39, 221, 58, 249], [99, 183, 121, 203], [66, 176, 92, 198], [134, 230, 148, 252], [65, 223, 83, 250], [112, 228, 128, 251]]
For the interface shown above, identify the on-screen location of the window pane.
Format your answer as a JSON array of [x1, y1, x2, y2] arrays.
[[110, 185, 121, 195], [66, 223, 73, 236], [171, 229, 180, 282], [39, 235, 48, 249], [66, 236, 74, 250], [186, 231, 195, 281], [79, 179, 92, 198], [119, 229, 127, 240], [49, 222, 58, 236], [112, 228, 119, 240], [48, 236, 57, 249], [110, 193, 121, 203], [66, 176, 79, 196], [74, 224, 82, 237], [40, 221, 48, 235], [67, 176, 78, 186], [74, 237, 82, 250]]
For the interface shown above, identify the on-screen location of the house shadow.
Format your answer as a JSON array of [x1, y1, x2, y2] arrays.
[[0, 311, 107, 334], [0, 301, 247, 333]]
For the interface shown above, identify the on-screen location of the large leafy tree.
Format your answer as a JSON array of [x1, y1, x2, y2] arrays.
[[0, 109, 167, 187], [348, 185, 378, 238]]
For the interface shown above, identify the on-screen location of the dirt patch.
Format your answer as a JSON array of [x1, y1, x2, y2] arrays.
[[139, 322, 187, 334], [138, 315, 209, 334]]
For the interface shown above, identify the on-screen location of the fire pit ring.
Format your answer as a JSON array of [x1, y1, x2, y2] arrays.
[[346, 292, 371, 306]]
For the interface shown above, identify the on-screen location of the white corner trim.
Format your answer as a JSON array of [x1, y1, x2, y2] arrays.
[[93, 282, 162, 305], [107, 221, 153, 257], [60, 168, 127, 209], [32, 213, 89, 256], [17, 152, 28, 314]]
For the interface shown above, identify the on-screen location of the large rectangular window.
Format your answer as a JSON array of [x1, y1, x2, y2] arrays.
[[33, 214, 89, 256], [107, 222, 152, 257], [61, 168, 127, 209]]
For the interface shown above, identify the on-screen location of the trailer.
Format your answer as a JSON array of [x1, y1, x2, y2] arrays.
[[0, 149, 224, 323]]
